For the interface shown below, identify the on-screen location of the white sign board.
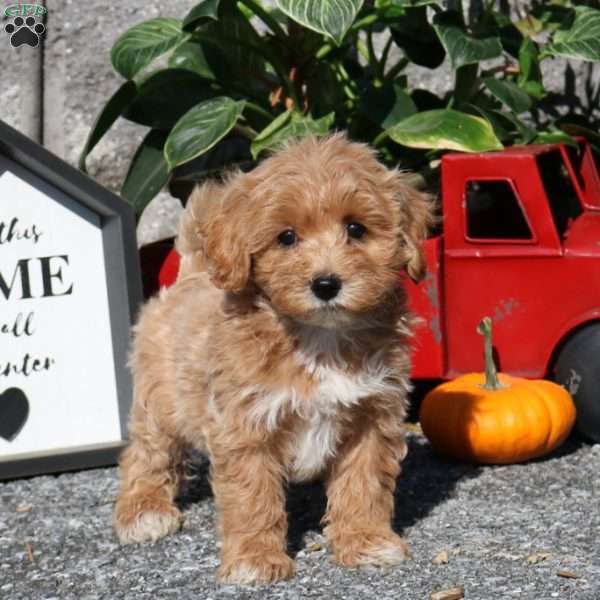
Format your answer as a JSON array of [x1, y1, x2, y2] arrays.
[[0, 121, 141, 479]]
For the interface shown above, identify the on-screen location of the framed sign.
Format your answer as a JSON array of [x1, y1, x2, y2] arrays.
[[0, 120, 142, 479]]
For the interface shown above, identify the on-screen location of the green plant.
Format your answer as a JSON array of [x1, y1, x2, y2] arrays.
[[80, 0, 600, 220]]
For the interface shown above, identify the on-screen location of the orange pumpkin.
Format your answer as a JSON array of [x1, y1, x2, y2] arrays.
[[419, 317, 576, 464]]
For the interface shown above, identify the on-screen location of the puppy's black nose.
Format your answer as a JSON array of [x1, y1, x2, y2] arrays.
[[311, 275, 342, 301]]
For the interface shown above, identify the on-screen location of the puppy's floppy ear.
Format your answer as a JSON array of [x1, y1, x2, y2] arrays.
[[176, 179, 220, 278], [176, 174, 253, 292], [392, 172, 436, 283]]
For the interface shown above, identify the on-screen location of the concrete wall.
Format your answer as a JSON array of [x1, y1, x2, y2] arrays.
[[1, 0, 194, 244], [1, 1, 598, 245]]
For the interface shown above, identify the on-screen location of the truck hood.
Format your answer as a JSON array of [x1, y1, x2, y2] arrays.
[[564, 212, 600, 256]]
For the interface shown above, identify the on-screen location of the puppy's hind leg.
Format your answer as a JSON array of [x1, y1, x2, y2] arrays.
[[114, 348, 184, 544]]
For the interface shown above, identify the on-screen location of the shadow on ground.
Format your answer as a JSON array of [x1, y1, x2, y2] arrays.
[[174, 373, 587, 556], [177, 451, 213, 510], [285, 435, 483, 554], [176, 435, 482, 556]]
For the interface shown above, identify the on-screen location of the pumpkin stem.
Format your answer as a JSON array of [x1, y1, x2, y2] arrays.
[[477, 317, 505, 390]]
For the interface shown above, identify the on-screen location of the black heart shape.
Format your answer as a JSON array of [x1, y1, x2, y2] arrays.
[[0, 387, 29, 442]]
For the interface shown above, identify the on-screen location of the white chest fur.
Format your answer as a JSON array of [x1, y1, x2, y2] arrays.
[[287, 355, 401, 481], [243, 327, 404, 481], [288, 409, 338, 481]]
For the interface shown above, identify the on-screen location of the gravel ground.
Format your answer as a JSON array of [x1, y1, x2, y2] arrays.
[[1, 431, 599, 600]]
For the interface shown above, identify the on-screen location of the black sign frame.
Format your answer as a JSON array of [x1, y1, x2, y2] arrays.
[[0, 120, 142, 480]]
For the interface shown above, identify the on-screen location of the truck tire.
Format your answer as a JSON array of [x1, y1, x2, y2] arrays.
[[553, 324, 600, 442]]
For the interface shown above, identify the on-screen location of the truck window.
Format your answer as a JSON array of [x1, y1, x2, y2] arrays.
[[465, 180, 532, 240], [536, 151, 583, 238]]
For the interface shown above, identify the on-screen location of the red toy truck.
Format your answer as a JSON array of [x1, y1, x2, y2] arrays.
[[407, 138, 600, 441], [155, 139, 600, 442]]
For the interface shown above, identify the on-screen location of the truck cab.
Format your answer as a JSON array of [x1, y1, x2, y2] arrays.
[[407, 139, 600, 440]]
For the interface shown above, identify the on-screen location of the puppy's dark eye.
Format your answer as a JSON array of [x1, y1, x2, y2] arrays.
[[347, 222, 367, 240], [278, 229, 297, 246]]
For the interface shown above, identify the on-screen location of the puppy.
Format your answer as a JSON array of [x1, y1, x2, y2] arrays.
[[114, 134, 433, 584]]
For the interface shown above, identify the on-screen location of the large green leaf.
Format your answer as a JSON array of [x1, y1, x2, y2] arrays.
[[195, 3, 266, 93], [251, 112, 334, 159], [78, 81, 137, 172], [482, 78, 531, 114], [390, 6, 446, 69], [123, 69, 221, 129], [387, 109, 503, 152], [121, 130, 170, 216], [111, 18, 189, 80], [164, 97, 246, 169], [433, 11, 503, 69], [183, 0, 222, 31], [168, 41, 216, 79], [546, 6, 600, 62], [274, 0, 364, 45]]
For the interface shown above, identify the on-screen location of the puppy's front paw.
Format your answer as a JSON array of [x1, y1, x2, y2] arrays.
[[331, 531, 408, 567], [114, 498, 182, 544], [219, 551, 296, 585]]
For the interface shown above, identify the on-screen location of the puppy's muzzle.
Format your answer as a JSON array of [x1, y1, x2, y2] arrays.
[[311, 274, 342, 301]]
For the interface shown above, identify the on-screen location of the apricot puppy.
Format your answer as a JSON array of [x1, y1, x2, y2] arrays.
[[114, 134, 433, 584]]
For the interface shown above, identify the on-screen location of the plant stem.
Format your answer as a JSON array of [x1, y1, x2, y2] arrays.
[[234, 123, 258, 140], [238, 0, 287, 40], [379, 35, 393, 78], [367, 26, 377, 70], [477, 317, 505, 390], [335, 62, 359, 100], [385, 57, 409, 81], [357, 38, 370, 63]]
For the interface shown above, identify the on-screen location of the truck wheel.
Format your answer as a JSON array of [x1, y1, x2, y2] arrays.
[[553, 324, 600, 442]]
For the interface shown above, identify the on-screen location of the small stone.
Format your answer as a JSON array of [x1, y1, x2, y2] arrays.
[[432, 550, 449, 565], [430, 586, 464, 600], [557, 569, 580, 579], [526, 552, 552, 565]]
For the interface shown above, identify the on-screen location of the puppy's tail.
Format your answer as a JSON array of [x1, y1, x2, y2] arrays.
[[175, 180, 223, 280]]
